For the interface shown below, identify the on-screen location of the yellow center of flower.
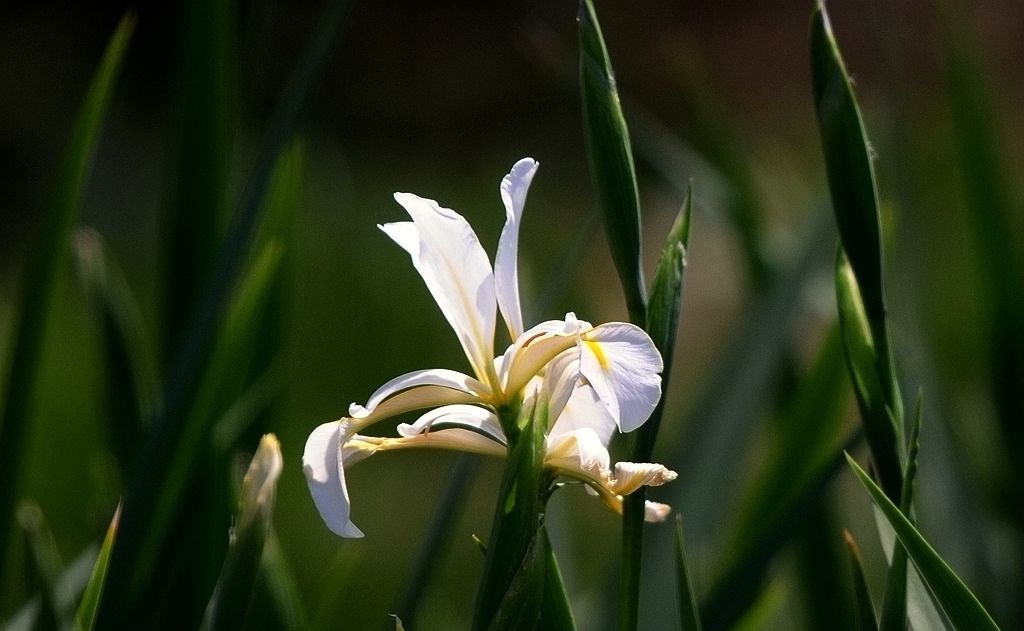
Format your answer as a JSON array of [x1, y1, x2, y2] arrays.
[[585, 340, 610, 370]]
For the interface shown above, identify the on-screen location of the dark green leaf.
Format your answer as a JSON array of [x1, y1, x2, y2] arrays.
[[200, 435, 283, 631], [241, 530, 307, 631], [811, 2, 904, 499], [538, 527, 577, 631], [674, 515, 703, 631], [578, 0, 646, 324], [73, 229, 160, 468], [95, 5, 346, 625], [0, 14, 134, 575], [846, 455, 1001, 631], [17, 503, 66, 631], [75, 504, 121, 631], [844, 530, 879, 631]]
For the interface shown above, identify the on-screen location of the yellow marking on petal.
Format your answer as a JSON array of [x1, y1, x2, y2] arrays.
[[585, 340, 610, 370]]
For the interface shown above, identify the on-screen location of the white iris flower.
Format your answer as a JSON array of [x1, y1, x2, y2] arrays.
[[303, 158, 676, 537]]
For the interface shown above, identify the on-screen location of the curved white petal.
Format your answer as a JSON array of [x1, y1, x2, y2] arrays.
[[344, 429, 506, 461], [580, 323, 663, 433], [542, 351, 581, 425], [382, 194, 497, 383], [397, 404, 506, 446], [544, 427, 610, 484], [503, 314, 591, 398], [348, 368, 489, 431], [548, 381, 617, 447], [607, 461, 678, 495], [302, 421, 364, 538], [495, 158, 538, 340]]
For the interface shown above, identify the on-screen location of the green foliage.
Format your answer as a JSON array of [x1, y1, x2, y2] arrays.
[[844, 531, 879, 631], [674, 516, 703, 631], [578, 0, 646, 325], [75, 505, 120, 631], [0, 15, 134, 578]]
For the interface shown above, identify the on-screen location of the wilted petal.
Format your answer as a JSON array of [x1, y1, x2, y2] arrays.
[[544, 428, 610, 483], [348, 368, 489, 430], [643, 501, 672, 522], [495, 158, 539, 340], [382, 194, 497, 383], [607, 461, 678, 495], [302, 421, 364, 538], [580, 323, 663, 433]]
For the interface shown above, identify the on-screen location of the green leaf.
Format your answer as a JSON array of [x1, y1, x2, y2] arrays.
[[846, 455, 1001, 631], [161, 0, 235, 353], [73, 228, 160, 468], [578, 0, 646, 324], [200, 435, 283, 631], [95, 5, 346, 626], [844, 530, 879, 631], [75, 504, 121, 631], [17, 502, 67, 631], [240, 530, 307, 631], [674, 515, 703, 631], [0, 14, 134, 575], [811, 1, 904, 500], [472, 400, 547, 631], [538, 527, 577, 631]]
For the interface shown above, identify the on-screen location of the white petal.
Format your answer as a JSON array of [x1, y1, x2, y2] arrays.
[[544, 427, 610, 483], [382, 194, 497, 383], [348, 368, 489, 430], [397, 404, 506, 446], [495, 158, 538, 340], [607, 461, 678, 495], [548, 382, 617, 447], [542, 351, 581, 425], [344, 429, 506, 460], [302, 421, 364, 538], [579, 323, 663, 433], [643, 501, 672, 522], [503, 314, 591, 398]]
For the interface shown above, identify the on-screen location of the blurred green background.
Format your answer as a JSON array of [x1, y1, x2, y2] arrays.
[[1, 0, 1021, 629]]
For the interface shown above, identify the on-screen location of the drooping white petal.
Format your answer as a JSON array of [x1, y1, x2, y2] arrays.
[[544, 427, 611, 484], [607, 461, 678, 495], [495, 158, 538, 340], [541, 351, 582, 425], [503, 314, 591, 398], [302, 421, 364, 538], [579, 323, 663, 433], [343, 429, 506, 462], [348, 368, 489, 431], [396, 404, 506, 446], [382, 194, 497, 384], [548, 381, 617, 447]]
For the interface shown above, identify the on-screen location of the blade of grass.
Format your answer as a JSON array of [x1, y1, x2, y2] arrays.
[[95, 4, 347, 626], [241, 530, 307, 631], [674, 515, 703, 631], [621, 188, 692, 631], [17, 503, 66, 631], [844, 530, 879, 631], [538, 527, 577, 631], [74, 504, 121, 631], [847, 455, 1001, 630], [811, 2, 905, 500], [0, 15, 134, 577], [578, 0, 646, 325], [73, 228, 160, 469], [2, 546, 98, 631], [200, 435, 283, 631], [161, 0, 235, 353]]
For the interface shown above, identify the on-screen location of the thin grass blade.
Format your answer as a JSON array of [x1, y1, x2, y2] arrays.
[[847, 455, 1001, 630], [73, 229, 160, 468], [17, 503, 66, 631], [578, 0, 646, 324], [74, 504, 121, 631], [674, 515, 703, 631], [844, 530, 879, 631], [0, 14, 134, 576], [538, 527, 577, 631]]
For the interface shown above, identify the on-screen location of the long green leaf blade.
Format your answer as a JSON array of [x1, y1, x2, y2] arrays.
[[0, 14, 134, 575], [578, 0, 646, 324], [538, 527, 577, 631], [846, 455, 1001, 631], [74, 504, 121, 631], [674, 515, 703, 631], [811, 2, 904, 500], [844, 530, 879, 631]]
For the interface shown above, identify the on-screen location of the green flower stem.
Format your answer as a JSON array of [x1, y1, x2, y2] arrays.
[[472, 400, 549, 631]]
